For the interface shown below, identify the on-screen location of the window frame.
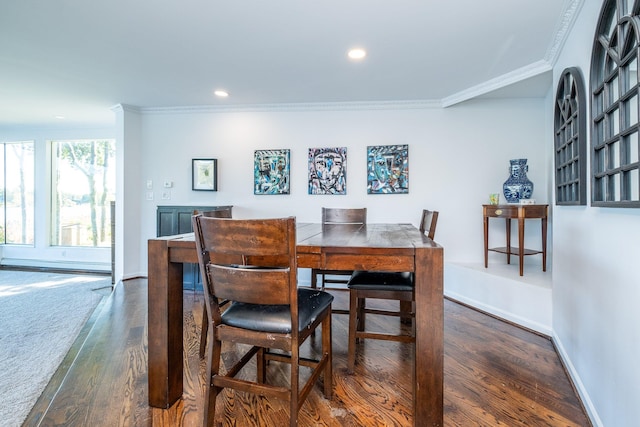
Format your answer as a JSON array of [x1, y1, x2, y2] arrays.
[[590, 0, 640, 207], [555, 67, 587, 206], [0, 141, 35, 245]]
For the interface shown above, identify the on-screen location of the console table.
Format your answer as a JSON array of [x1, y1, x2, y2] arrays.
[[483, 204, 548, 276]]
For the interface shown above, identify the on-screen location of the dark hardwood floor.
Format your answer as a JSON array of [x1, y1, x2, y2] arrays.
[[24, 279, 591, 426]]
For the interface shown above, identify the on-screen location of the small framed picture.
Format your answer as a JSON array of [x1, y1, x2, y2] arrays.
[[192, 158, 217, 191]]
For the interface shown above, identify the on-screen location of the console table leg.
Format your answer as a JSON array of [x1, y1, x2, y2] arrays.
[[484, 217, 489, 268], [542, 217, 548, 272], [518, 217, 525, 276], [505, 218, 511, 265]]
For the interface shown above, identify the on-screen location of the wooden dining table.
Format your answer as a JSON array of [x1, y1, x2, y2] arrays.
[[147, 222, 444, 427]]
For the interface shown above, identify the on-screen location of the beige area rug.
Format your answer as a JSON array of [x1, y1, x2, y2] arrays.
[[0, 270, 110, 427]]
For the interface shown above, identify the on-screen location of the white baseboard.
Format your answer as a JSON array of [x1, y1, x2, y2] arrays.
[[552, 332, 603, 427], [445, 262, 552, 336], [1, 258, 110, 273], [445, 289, 552, 336], [122, 272, 146, 281]]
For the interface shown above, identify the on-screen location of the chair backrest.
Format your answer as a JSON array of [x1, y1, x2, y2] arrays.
[[321, 207, 367, 225], [193, 215, 297, 309], [419, 209, 439, 240]]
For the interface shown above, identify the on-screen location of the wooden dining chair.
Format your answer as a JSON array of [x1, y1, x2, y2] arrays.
[[346, 209, 439, 373], [419, 208, 439, 239], [311, 207, 366, 314], [192, 215, 334, 427], [194, 208, 234, 359]]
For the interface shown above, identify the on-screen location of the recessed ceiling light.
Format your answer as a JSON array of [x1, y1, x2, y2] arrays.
[[55, 115, 65, 120], [348, 48, 366, 60], [214, 90, 229, 97]]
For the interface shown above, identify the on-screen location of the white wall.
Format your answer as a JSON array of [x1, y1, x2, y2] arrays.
[[0, 100, 549, 283], [114, 105, 143, 282], [551, 1, 640, 426], [133, 100, 548, 280]]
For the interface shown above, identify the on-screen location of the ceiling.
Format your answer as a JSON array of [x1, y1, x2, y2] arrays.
[[0, 0, 575, 129]]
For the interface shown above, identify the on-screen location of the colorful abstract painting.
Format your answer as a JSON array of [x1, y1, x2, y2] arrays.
[[308, 147, 347, 195], [366, 144, 409, 194], [254, 149, 290, 195]]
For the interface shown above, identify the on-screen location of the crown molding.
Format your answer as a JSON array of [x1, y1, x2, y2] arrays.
[[111, 104, 143, 114], [441, 0, 582, 108], [441, 60, 553, 108], [138, 99, 442, 115], [545, 0, 585, 65]]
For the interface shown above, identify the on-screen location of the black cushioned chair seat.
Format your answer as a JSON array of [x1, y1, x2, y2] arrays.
[[221, 288, 334, 333], [347, 270, 414, 291]]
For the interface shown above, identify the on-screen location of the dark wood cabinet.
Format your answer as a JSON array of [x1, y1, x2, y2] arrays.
[[156, 205, 232, 237], [156, 205, 232, 289]]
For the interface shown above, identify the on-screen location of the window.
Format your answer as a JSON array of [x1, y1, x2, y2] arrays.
[[555, 67, 587, 205], [51, 139, 115, 247], [590, 0, 640, 207], [0, 141, 35, 244]]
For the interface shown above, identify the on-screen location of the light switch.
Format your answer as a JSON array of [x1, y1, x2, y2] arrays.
[[163, 180, 173, 188], [146, 180, 153, 189], [146, 191, 154, 201], [161, 190, 171, 200]]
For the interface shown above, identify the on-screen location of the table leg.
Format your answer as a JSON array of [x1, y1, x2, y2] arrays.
[[148, 239, 184, 408], [413, 246, 444, 427], [518, 217, 525, 276], [505, 218, 512, 265], [542, 216, 547, 272], [484, 216, 489, 268]]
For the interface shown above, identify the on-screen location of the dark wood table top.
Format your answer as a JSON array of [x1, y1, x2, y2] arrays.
[[156, 222, 436, 251]]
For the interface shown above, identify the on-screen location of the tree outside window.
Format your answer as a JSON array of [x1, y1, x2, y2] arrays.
[[51, 139, 115, 247]]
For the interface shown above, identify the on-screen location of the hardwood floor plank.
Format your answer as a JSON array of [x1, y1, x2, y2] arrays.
[[25, 278, 591, 426]]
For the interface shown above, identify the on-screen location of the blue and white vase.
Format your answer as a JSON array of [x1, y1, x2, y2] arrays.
[[503, 159, 534, 203]]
